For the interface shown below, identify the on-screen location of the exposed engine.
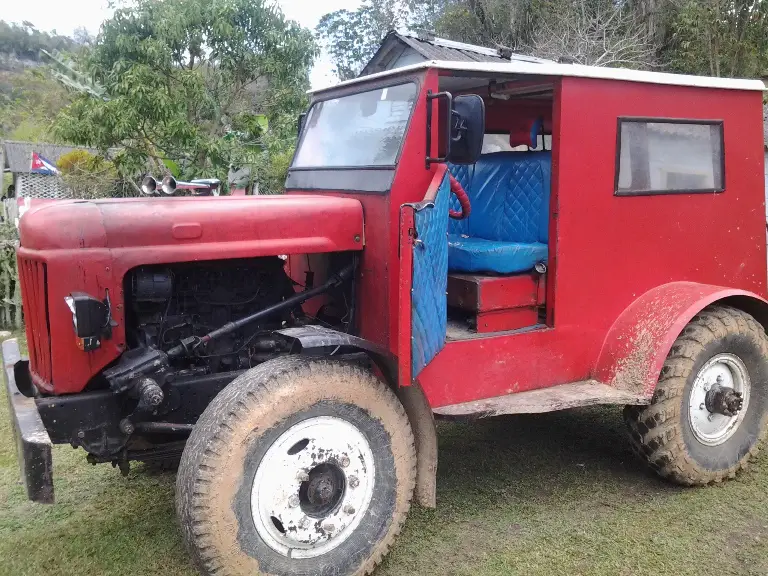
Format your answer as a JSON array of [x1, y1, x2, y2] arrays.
[[126, 257, 298, 373]]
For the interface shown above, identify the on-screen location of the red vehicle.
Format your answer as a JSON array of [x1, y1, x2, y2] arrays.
[[5, 60, 767, 576]]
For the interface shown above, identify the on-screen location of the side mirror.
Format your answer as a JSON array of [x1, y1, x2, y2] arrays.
[[426, 91, 485, 167], [446, 95, 485, 165]]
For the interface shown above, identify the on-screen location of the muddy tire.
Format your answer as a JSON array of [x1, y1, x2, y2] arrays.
[[176, 356, 416, 576], [625, 305, 768, 485]]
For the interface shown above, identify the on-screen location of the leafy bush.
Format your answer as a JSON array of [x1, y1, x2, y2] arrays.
[[0, 220, 20, 329], [57, 149, 121, 199]]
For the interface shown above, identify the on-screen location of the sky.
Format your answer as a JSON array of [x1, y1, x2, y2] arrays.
[[2, 0, 361, 88]]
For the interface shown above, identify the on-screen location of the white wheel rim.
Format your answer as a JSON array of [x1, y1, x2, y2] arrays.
[[251, 416, 376, 559], [688, 353, 750, 446]]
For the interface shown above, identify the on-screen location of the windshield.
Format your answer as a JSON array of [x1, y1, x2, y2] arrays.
[[293, 83, 418, 168]]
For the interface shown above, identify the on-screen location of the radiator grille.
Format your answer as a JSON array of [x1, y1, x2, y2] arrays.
[[18, 256, 52, 386]]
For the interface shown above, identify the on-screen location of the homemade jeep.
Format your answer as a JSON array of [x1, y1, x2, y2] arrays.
[[5, 59, 768, 576]]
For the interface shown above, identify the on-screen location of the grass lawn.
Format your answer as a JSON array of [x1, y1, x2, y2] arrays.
[[2, 333, 768, 576]]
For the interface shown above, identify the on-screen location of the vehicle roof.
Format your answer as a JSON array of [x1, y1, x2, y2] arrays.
[[310, 59, 766, 95]]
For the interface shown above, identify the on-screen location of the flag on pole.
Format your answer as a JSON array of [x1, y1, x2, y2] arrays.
[[30, 152, 60, 175]]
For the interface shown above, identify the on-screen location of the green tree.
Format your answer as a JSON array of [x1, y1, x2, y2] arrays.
[[317, 1, 409, 80], [666, 0, 768, 77], [0, 20, 78, 63], [317, 0, 661, 79], [0, 67, 71, 141], [54, 0, 317, 190]]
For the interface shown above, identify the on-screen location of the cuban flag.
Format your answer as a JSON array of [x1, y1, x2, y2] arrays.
[[30, 152, 60, 175]]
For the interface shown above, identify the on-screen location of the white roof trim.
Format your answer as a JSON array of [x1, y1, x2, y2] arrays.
[[310, 59, 767, 94]]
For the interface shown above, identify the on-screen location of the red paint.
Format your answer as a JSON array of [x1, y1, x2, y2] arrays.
[[447, 273, 544, 311], [172, 223, 203, 239], [476, 308, 539, 333], [416, 77, 767, 408], [19, 195, 364, 394], [17, 66, 768, 408], [594, 283, 768, 396], [398, 206, 415, 387], [447, 273, 545, 333]]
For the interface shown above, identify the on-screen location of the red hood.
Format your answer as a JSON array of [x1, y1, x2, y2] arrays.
[[19, 194, 365, 254]]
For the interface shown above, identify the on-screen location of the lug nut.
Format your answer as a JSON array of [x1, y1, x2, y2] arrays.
[[716, 375, 724, 384], [321, 522, 335, 534], [343, 504, 356, 515], [339, 455, 350, 468], [349, 475, 359, 488], [288, 495, 300, 508], [700, 403, 706, 410], [297, 470, 309, 482]]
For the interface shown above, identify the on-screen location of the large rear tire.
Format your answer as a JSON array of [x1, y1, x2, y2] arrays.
[[625, 305, 768, 485], [176, 356, 416, 576]]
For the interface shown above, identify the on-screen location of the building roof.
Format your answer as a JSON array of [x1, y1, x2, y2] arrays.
[[1, 140, 109, 174], [312, 58, 767, 95], [360, 31, 552, 77]]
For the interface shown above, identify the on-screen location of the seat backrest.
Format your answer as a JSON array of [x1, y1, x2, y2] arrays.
[[448, 151, 551, 244]]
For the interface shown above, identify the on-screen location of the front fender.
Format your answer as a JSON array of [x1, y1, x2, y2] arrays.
[[595, 282, 768, 397]]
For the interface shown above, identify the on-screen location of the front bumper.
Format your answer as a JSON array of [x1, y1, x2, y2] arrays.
[[3, 338, 54, 503]]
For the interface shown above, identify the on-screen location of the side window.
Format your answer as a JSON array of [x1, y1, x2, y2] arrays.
[[616, 118, 724, 195]]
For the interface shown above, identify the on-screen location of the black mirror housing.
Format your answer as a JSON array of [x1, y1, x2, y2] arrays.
[[446, 95, 485, 165], [426, 92, 485, 168]]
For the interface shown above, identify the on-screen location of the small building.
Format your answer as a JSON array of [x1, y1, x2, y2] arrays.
[[1, 140, 102, 199], [360, 30, 552, 77]]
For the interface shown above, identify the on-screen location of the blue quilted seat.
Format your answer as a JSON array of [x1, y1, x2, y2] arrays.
[[447, 151, 551, 274]]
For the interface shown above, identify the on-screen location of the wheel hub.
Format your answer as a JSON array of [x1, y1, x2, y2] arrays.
[[301, 463, 345, 517], [251, 416, 375, 559], [688, 353, 750, 446], [704, 384, 744, 417]]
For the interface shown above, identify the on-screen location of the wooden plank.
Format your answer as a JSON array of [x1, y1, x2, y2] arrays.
[[433, 380, 648, 418]]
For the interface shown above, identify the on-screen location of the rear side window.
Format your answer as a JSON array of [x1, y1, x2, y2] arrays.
[[615, 118, 724, 195]]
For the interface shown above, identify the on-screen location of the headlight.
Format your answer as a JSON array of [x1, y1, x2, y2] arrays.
[[64, 292, 111, 351], [64, 295, 77, 330]]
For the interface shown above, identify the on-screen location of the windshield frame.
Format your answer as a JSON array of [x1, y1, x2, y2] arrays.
[[289, 74, 423, 175]]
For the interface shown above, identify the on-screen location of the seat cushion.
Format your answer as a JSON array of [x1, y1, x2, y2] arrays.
[[448, 151, 551, 244], [447, 235, 548, 274]]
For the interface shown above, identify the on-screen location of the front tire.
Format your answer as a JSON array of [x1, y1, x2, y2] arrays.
[[177, 357, 416, 576], [625, 306, 768, 485]]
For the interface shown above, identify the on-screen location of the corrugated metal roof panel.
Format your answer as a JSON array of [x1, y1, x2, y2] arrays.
[[397, 34, 511, 64]]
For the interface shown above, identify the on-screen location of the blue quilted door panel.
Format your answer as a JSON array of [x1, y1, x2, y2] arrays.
[[411, 173, 450, 379]]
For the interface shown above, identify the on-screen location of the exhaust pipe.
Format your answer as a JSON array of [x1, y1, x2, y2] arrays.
[[140, 175, 158, 195], [160, 175, 177, 196]]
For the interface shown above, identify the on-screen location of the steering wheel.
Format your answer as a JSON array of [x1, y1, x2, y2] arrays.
[[448, 174, 471, 220]]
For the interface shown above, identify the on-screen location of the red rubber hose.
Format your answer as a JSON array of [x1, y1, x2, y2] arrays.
[[448, 173, 471, 220]]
